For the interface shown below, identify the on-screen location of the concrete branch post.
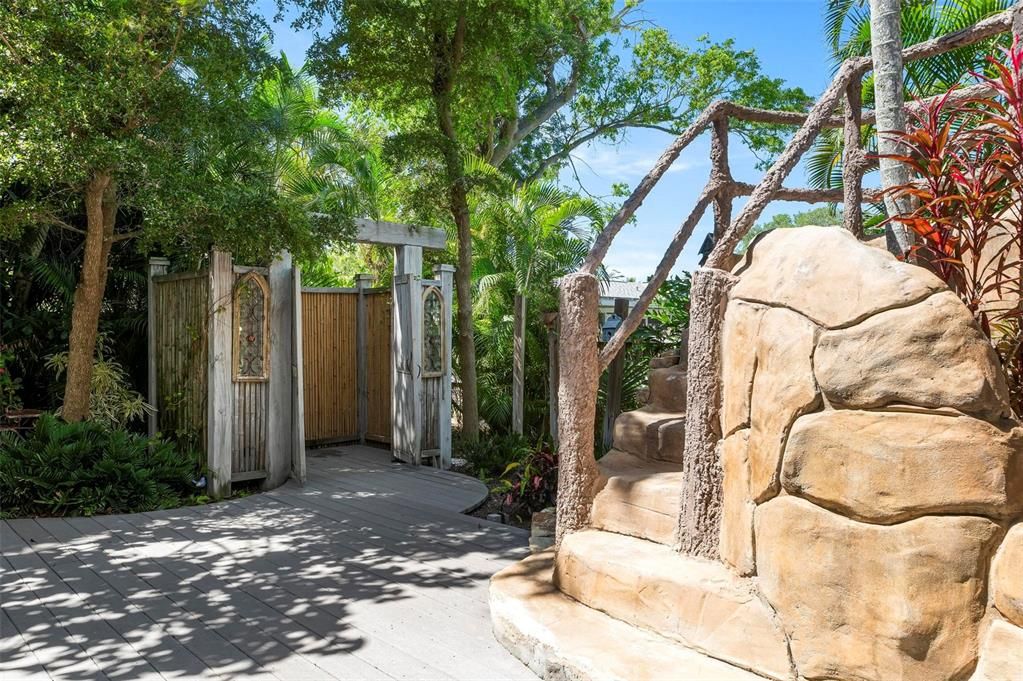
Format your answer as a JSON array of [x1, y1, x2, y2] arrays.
[[676, 267, 737, 558], [355, 273, 376, 443], [147, 257, 170, 439], [206, 249, 234, 498], [843, 76, 866, 238], [555, 272, 601, 549], [710, 116, 734, 243]]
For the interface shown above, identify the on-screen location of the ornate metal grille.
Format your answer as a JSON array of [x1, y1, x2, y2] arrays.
[[234, 273, 268, 381], [423, 287, 443, 375]]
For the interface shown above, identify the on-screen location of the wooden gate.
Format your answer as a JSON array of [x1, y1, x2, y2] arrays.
[[301, 289, 358, 442], [300, 285, 391, 445]]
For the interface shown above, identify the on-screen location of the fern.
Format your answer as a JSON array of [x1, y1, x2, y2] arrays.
[[0, 414, 204, 518]]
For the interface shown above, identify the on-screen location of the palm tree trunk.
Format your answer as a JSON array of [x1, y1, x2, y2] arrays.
[[870, 0, 914, 256], [512, 292, 525, 434], [62, 172, 116, 422]]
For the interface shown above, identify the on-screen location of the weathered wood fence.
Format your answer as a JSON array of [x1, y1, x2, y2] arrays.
[[147, 219, 455, 496], [147, 262, 208, 448], [148, 251, 300, 496]]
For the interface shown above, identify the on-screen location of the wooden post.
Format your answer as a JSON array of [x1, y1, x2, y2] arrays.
[[206, 250, 234, 498], [843, 75, 866, 238], [266, 252, 294, 490], [147, 257, 169, 439], [392, 245, 423, 464], [291, 265, 307, 484], [512, 292, 526, 435], [555, 272, 601, 548], [355, 273, 375, 443], [435, 265, 455, 468], [394, 245, 423, 278], [543, 312, 560, 446], [391, 272, 423, 464], [601, 297, 630, 452]]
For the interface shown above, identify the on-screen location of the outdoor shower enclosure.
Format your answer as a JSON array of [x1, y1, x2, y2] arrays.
[[147, 221, 454, 496]]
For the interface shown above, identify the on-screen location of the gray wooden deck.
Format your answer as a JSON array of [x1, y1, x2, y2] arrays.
[[0, 445, 534, 680]]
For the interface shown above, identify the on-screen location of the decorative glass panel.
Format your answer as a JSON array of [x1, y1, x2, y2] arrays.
[[423, 288, 443, 375], [235, 274, 268, 380]]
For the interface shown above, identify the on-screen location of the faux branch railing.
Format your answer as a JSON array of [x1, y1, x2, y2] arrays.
[[553, 2, 1023, 548]]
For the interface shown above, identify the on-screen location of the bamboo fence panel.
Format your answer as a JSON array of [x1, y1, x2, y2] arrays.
[[365, 291, 392, 443], [301, 291, 359, 442], [152, 273, 209, 452]]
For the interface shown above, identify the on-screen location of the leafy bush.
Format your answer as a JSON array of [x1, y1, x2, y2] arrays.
[[0, 414, 204, 518], [0, 346, 22, 413], [644, 273, 692, 346], [884, 42, 1023, 413], [46, 343, 152, 428], [454, 433, 533, 480], [492, 443, 558, 522]]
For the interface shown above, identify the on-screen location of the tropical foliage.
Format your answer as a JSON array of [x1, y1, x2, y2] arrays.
[[883, 42, 1023, 412], [809, 0, 1012, 197], [289, 0, 811, 439], [0, 414, 204, 518], [46, 344, 152, 429]]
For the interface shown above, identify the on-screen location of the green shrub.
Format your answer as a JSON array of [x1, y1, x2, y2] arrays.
[[492, 443, 558, 522], [454, 433, 532, 480], [0, 414, 204, 518], [46, 347, 152, 428]]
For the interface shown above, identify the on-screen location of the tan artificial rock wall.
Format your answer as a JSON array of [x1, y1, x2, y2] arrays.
[[718, 226, 1023, 681]]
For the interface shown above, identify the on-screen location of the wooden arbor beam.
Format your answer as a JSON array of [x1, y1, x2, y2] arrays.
[[354, 218, 447, 250]]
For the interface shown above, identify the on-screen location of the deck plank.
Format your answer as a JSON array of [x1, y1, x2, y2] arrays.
[[0, 446, 533, 681]]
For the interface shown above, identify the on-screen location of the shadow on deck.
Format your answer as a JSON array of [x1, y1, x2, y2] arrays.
[[0, 445, 532, 680]]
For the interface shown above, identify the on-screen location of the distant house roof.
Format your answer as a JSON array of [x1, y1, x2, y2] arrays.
[[600, 280, 647, 301]]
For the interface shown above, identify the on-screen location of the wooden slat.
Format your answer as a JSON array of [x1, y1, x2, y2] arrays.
[[366, 291, 393, 443]]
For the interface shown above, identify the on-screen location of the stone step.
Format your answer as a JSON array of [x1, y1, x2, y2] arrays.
[[554, 529, 793, 680], [612, 406, 685, 463], [490, 550, 769, 681], [591, 450, 682, 545], [647, 364, 687, 412]]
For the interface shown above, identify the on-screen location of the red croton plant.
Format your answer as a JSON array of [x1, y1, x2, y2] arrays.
[[883, 40, 1023, 414]]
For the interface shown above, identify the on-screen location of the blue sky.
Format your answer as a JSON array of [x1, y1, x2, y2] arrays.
[[258, 0, 842, 279]]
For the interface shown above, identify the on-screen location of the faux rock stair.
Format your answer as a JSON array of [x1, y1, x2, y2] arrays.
[[491, 354, 788, 680], [593, 355, 687, 544]]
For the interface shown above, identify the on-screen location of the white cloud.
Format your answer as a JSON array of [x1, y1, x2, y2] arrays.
[[571, 142, 709, 181]]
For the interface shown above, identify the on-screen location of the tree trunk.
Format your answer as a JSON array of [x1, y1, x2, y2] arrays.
[[62, 172, 116, 422], [675, 266, 736, 558], [870, 0, 914, 256], [511, 292, 525, 435], [435, 90, 481, 441]]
